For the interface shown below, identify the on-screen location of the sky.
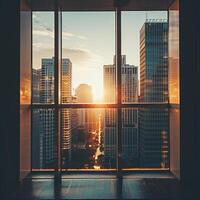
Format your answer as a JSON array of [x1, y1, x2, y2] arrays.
[[33, 11, 167, 101]]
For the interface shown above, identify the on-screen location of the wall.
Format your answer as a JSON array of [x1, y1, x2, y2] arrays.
[[168, 0, 180, 179], [20, 5, 32, 180], [0, 0, 20, 198]]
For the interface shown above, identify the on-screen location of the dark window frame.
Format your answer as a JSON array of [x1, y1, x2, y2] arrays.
[[31, 8, 170, 175]]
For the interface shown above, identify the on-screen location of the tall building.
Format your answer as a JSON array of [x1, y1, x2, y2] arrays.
[[32, 58, 56, 168], [103, 55, 139, 167], [75, 84, 93, 103], [60, 59, 72, 167], [75, 84, 98, 131], [32, 57, 72, 169], [40, 58, 54, 104], [140, 20, 168, 102], [32, 68, 41, 103], [139, 20, 169, 168]]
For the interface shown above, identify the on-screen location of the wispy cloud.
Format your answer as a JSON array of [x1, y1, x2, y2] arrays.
[[33, 27, 87, 41], [33, 19, 86, 41], [33, 46, 102, 69], [62, 32, 87, 40]]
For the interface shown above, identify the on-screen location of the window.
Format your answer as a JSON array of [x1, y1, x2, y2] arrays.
[[31, 9, 173, 172]]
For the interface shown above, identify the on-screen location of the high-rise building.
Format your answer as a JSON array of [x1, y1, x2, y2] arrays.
[[32, 68, 41, 103], [75, 84, 98, 132], [103, 55, 139, 167], [60, 59, 72, 167], [40, 58, 54, 104], [38, 58, 55, 168], [139, 20, 169, 168], [140, 20, 168, 102], [32, 57, 72, 169], [75, 84, 93, 103]]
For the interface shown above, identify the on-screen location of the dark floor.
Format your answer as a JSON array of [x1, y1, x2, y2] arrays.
[[16, 172, 182, 199]]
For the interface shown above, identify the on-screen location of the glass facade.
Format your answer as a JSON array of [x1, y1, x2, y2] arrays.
[[32, 109, 56, 170], [140, 21, 168, 103]]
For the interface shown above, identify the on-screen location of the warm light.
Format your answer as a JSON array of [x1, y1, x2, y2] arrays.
[[93, 165, 101, 170]]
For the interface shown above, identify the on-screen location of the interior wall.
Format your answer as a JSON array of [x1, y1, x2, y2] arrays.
[[20, 3, 32, 180], [0, 0, 20, 199], [180, 0, 200, 186], [168, 0, 180, 179]]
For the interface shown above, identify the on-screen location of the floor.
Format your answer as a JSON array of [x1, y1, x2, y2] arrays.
[[16, 172, 182, 199]]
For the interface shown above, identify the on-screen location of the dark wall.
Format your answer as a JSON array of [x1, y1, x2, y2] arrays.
[[180, 0, 200, 191], [20, 10, 32, 181], [0, 0, 20, 199]]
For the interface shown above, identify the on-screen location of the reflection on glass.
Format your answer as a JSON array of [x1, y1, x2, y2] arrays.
[[32, 12, 54, 104], [32, 109, 56, 170], [62, 12, 115, 103]]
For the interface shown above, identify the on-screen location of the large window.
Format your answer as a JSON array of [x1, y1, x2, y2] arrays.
[[31, 10, 170, 171]]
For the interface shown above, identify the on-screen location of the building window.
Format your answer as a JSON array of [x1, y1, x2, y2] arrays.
[[31, 9, 173, 172]]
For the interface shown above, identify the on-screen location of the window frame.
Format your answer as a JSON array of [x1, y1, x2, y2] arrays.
[[31, 8, 170, 175]]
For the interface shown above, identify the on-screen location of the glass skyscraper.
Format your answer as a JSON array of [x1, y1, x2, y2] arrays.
[[103, 55, 139, 168], [139, 20, 169, 168], [32, 57, 72, 169]]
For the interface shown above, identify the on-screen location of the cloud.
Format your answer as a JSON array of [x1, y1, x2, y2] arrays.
[[33, 30, 54, 38], [33, 27, 87, 41], [62, 48, 91, 62], [32, 45, 103, 71], [33, 46, 94, 68], [33, 19, 87, 41]]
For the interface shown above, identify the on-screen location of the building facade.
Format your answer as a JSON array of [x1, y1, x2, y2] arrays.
[[103, 55, 139, 168], [139, 21, 169, 168], [32, 57, 72, 169]]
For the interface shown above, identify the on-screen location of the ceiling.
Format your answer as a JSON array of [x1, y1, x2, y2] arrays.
[[22, 0, 174, 11]]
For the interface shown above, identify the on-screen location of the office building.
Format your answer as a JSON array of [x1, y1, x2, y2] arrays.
[[139, 20, 169, 168], [103, 55, 139, 167]]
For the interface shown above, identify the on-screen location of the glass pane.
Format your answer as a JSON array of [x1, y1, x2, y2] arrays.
[[122, 107, 169, 169], [122, 11, 168, 103], [61, 12, 115, 104], [61, 108, 116, 170], [32, 12, 54, 104], [32, 109, 56, 170]]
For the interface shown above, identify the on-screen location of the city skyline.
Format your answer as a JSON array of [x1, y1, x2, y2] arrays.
[[32, 18, 169, 169], [33, 11, 167, 101]]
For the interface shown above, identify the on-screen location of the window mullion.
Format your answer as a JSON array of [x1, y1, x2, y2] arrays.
[[116, 7, 122, 175]]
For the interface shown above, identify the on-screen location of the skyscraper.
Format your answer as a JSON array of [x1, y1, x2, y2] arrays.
[[40, 58, 54, 104], [32, 68, 41, 104], [103, 55, 139, 167], [61, 59, 72, 167], [32, 57, 72, 169], [34, 58, 55, 168], [139, 20, 169, 168], [75, 84, 98, 132]]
